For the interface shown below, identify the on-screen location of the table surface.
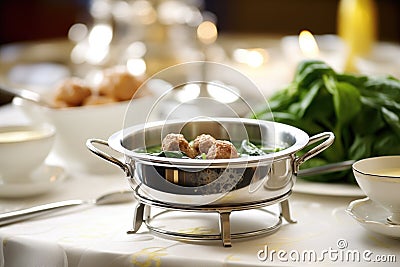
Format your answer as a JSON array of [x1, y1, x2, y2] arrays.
[[1, 103, 399, 266]]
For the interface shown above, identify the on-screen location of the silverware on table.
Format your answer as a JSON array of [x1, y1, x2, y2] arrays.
[[297, 160, 355, 177], [0, 190, 135, 226], [0, 84, 54, 108]]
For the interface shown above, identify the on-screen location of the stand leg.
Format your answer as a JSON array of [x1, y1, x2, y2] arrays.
[[127, 202, 145, 234], [144, 205, 151, 220], [279, 199, 297, 223], [219, 211, 232, 247]]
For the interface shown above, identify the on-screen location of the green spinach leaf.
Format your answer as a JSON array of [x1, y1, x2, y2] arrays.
[[254, 60, 400, 183]]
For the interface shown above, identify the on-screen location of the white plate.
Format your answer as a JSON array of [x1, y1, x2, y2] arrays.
[[0, 164, 66, 198], [293, 178, 365, 197], [346, 198, 400, 238]]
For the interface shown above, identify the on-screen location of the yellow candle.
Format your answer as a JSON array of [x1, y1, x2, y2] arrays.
[[338, 0, 378, 72]]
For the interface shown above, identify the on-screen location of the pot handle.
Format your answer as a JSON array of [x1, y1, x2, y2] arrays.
[[294, 132, 335, 173], [86, 139, 132, 177]]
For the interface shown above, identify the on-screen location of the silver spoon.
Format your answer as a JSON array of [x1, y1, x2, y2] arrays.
[[0, 84, 54, 108], [0, 190, 135, 226]]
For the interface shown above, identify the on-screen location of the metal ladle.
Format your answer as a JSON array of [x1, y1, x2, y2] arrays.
[[0, 190, 135, 226]]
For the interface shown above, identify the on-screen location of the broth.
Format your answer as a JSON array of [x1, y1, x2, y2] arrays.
[[373, 168, 400, 177], [0, 130, 46, 143], [134, 142, 285, 158]]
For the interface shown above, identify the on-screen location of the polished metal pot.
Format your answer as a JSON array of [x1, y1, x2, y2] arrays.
[[87, 118, 334, 205]]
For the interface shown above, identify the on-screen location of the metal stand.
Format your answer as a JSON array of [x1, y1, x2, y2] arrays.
[[128, 187, 296, 247]]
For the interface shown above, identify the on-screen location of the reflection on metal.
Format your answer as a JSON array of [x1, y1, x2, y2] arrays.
[[265, 160, 292, 190]]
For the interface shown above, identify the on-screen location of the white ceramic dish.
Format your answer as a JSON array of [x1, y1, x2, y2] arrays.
[[13, 96, 156, 173], [0, 124, 55, 182], [293, 178, 364, 197], [0, 164, 66, 198], [355, 42, 400, 78], [353, 156, 400, 224], [346, 198, 400, 238]]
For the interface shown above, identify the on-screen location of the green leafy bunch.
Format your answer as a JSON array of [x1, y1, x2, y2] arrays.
[[254, 60, 400, 183]]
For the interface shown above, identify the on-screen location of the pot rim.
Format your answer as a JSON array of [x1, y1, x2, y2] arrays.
[[108, 117, 310, 167]]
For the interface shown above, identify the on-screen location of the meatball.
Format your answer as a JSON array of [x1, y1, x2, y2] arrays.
[[161, 133, 196, 158], [206, 140, 239, 159], [98, 68, 143, 101], [54, 78, 92, 107], [193, 134, 216, 155]]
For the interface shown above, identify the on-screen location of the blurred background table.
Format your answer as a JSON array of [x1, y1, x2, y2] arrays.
[[1, 0, 400, 105]]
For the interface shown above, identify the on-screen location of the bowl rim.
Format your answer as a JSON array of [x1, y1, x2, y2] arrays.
[[352, 156, 400, 179], [108, 117, 310, 167], [13, 96, 132, 112]]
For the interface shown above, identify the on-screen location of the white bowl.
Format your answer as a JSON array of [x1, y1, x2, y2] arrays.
[[0, 124, 55, 182], [12, 96, 155, 174], [352, 156, 400, 224]]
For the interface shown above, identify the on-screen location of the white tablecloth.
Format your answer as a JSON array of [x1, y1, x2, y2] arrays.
[[1, 104, 399, 267]]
